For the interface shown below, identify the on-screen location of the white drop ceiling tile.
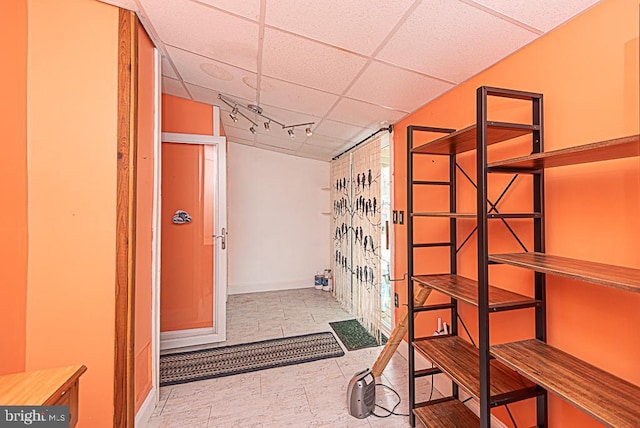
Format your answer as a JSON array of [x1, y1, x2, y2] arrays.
[[161, 57, 179, 79], [471, 0, 601, 32], [313, 120, 369, 142], [192, 0, 260, 21], [328, 98, 407, 128], [347, 61, 454, 112], [262, 28, 368, 94], [255, 133, 303, 151], [264, 0, 415, 56], [257, 104, 321, 129], [140, 0, 259, 71], [377, 0, 538, 83], [167, 46, 258, 102], [222, 123, 258, 143], [162, 77, 190, 99], [259, 77, 339, 118], [184, 83, 221, 105]]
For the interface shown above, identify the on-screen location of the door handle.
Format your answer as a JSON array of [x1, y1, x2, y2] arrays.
[[213, 227, 226, 250]]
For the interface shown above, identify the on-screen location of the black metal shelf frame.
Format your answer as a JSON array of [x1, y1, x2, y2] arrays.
[[407, 125, 458, 427], [406, 87, 548, 428], [476, 86, 547, 428]]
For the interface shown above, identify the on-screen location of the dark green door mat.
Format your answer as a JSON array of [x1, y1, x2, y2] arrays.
[[160, 332, 344, 386], [329, 319, 387, 351]]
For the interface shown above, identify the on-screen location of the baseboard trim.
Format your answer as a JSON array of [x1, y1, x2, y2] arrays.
[[160, 327, 225, 351], [227, 280, 313, 295], [394, 340, 508, 428], [135, 387, 156, 428]]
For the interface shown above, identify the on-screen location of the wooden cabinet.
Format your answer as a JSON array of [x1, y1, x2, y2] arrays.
[[0, 365, 87, 427]]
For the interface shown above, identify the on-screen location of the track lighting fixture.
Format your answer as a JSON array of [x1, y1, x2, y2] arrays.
[[218, 94, 314, 140], [229, 105, 239, 122]]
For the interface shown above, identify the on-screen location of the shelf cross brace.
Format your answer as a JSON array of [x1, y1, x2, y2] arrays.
[[456, 164, 528, 252]]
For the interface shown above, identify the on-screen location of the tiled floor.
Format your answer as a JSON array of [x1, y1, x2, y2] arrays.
[[149, 288, 439, 427]]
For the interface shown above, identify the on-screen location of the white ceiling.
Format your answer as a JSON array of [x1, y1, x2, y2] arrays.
[[102, 0, 600, 161]]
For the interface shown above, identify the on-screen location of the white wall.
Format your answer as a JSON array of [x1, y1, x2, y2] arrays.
[[227, 143, 331, 294]]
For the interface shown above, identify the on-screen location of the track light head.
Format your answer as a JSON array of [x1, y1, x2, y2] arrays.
[[249, 126, 256, 135], [305, 127, 313, 137], [229, 105, 239, 122], [288, 128, 295, 139], [264, 121, 270, 131]]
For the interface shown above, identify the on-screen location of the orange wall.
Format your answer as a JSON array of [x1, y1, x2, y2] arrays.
[[0, 0, 28, 376], [135, 25, 156, 412], [393, 1, 639, 426], [26, 0, 118, 426], [162, 94, 213, 135]]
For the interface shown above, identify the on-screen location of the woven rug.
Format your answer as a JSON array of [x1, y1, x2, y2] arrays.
[[160, 332, 344, 386], [329, 319, 387, 351]]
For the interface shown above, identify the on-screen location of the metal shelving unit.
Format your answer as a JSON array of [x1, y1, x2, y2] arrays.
[[406, 87, 547, 428], [406, 86, 640, 427]]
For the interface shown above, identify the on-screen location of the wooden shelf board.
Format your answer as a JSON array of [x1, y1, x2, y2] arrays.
[[414, 397, 479, 427], [412, 212, 539, 219], [413, 274, 539, 311], [488, 134, 640, 171], [491, 339, 640, 427], [489, 252, 640, 293], [412, 122, 536, 155], [413, 336, 536, 403], [412, 212, 475, 218]]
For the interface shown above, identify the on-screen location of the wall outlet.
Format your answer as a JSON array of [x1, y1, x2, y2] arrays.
[[394, 293, 399, 308]]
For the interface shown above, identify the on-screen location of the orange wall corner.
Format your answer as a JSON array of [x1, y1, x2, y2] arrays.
[[134, 24, 156, 412]]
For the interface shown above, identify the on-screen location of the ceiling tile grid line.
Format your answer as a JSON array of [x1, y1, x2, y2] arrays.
[[254, 0, 267, 105], [308, 0, 427, 132], [458, 0, 544, 34], [101, 0, 603, 161], [188, 0, 262, 23]]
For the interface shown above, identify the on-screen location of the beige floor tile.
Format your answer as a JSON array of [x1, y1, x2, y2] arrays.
[[147, 406, 211, 428], [150, 288, 439, 428]]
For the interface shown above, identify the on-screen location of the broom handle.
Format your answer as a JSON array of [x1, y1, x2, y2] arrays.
[[371, 287, 432, 377]]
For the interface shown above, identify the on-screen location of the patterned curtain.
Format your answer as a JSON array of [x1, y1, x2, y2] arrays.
[[331, 137, 383, 343], [331, 155, 352, 313]]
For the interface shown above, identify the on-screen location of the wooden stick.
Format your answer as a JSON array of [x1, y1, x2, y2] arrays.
[[372, 287, 432, 377]]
